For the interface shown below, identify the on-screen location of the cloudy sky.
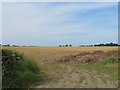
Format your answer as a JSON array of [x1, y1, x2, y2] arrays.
[[2, 2, 118, 46]]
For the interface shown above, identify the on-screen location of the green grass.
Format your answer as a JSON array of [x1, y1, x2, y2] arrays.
[[79, 77, 85, 83], [98, 57, 118, 65], [2, 49, 44, 88], [64, 58, 118, 81]]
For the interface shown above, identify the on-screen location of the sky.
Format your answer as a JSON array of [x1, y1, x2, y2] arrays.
[[2, 2, 118, 46], [1, 0, 119, 2]]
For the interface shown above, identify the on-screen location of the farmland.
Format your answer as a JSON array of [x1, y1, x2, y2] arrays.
[[3, 46, 118, 63], [3, 46, 119, 88]]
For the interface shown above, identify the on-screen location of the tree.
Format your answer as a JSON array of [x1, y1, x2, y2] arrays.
[[59, 45, 62, 47], [7, 44, 10, 46], [65, 45, 68, 47]]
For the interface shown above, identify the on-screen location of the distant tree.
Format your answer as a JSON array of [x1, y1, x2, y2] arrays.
[[3, 44, 10, 47], [65, 45, 68, 47], [7, 44, 10, 46], [12, 45, 19, 47], [80, 45, 85, 47], [89, 45, 93, 46], [69, 45, 72, 47], [94, 44, 97, 46], [59, 45, 62, 47]]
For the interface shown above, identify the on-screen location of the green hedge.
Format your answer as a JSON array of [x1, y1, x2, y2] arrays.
[[2, 49, 44, 88]]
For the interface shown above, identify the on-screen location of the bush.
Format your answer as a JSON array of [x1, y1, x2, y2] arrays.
[[2, 49, 44, 88], [99, 58, 118, 65]]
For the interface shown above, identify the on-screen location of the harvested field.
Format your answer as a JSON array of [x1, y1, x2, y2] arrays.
[[3, 46, 118, 64]]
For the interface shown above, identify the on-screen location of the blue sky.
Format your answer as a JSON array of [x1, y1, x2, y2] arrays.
[[2, 2, 118, 46]]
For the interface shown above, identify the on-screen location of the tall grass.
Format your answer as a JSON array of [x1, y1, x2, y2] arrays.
[[98, 57, 118, 65], [2, 49, 44, 88]]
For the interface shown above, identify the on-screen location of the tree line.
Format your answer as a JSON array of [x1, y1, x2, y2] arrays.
[[93, 43, 119, 46], [59, 45, 72, 47], [0, 42, 119, 47], [0, 44, 19, 47], [59, 43, 119, 47]]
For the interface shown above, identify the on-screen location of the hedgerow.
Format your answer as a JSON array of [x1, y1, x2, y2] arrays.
[[2, 49, 44, 88]]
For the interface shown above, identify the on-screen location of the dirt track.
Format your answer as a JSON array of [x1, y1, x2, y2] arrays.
[[37, 50, 118, 88], [37, 64, 117, 88]]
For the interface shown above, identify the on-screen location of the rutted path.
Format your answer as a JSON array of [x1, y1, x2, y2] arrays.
[[37, 64, 117, 88]]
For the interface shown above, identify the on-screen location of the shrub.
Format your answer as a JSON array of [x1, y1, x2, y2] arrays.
[[2, 49, 44, 88], [98, 58, 118, 65]]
